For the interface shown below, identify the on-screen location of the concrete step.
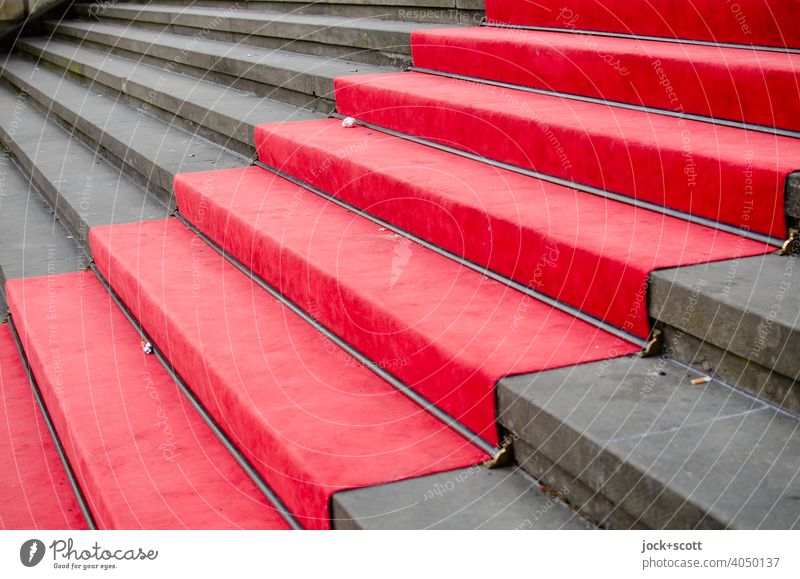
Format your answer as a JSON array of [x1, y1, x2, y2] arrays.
[[111, 0, 485, 24], [0, 54, 249, 202], [0, 82, 169, 253], [332, 465, 591, 529], [499, 354, 800, 529], [72, 2, 446, 68], [46, 19, 389, 113], [15, 37, 321, 157], [0, 152, 84, 316], [650, 253, 800, 414]]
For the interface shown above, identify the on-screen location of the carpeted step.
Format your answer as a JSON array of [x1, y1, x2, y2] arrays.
[[411, 27, 800, 132], [335, 71, 800, 239], [484, 0, 800, 49], [0, 324, 88, 530], [174, 165, 639, 443], [89, 218, 488, 529], [6, 273, 292, 529], [255, 118, 770, 338]]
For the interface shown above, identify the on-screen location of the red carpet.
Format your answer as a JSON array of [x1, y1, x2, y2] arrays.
[[335, 71, 799, 238], [89, 218, 488, 529], [6, 274, 292, 529], [412, 27, 800, 131], [0, 324, 87, 530], [255, 118, 771, 339], [175, 166, 638, 443], [485, 0, 800, 48]]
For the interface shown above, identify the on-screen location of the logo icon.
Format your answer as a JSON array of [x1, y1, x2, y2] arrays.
[[20, 539, 46, 567]]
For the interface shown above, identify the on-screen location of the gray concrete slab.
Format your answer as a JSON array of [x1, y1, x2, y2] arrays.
[[0, 55, 249, 202], [499, 355, 800, 529], [72, 3, 447, 66], [332, 465, 592, 529], [650, 253, 799, 386], [16, 38, 321, 155], [47, 19, 389, 110], [0, 84, 169, 251], [0, 152, 84, 316]]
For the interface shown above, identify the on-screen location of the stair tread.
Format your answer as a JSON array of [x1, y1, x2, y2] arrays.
[[256, 117, 770, 338], [17, 37, 321, 149], [335, 71, 800, 238], [0, 324, 88, 530], [175, 165, 639, 442], [89, 217, 487, 529], [0, 83, 169, 244], [333, 465, 591, 529], [6, 273, 292, 529], [499, 355, 800, 529], [412, 26, 800, 131], [485, 0, 800, 49], [0, 55, 249, 197]]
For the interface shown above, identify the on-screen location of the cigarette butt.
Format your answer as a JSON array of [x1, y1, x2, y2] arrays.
[[691, 376, 711, 385]]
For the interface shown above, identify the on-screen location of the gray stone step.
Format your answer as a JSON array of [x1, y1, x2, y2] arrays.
[[0, 152, 84, 317], [332, 465, 592, 529], [0, 55, 249, 201], [15, 37, 321, 156], [46, 19, 389, 113], [650, 253, 799, 414], [109, 0, 485, 24], [499, 355, 800, 529], [72, 2, 446, 68], [0, 83, 169, 253]]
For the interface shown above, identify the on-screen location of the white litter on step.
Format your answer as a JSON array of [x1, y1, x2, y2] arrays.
[[141, 340, 154, 355], [341, 117, 357, 128]]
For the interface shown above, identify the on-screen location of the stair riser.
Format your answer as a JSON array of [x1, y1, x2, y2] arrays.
[[657, 324, 800, 415], [512, 438, 646, 530]]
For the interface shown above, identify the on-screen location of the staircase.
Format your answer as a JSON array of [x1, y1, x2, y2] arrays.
[[1, 0, 798, 530]]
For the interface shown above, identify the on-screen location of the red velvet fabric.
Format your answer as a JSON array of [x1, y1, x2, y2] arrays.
[[0, 324, 87, 530], [174, 167, 638, 445], [255, 118, 771, 339], [335, 72, 797, 238], [412, 27, 800, 132], [89, 218, 488, 529], [485, 0, 800, 49], [6, 274, 291, 529]]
